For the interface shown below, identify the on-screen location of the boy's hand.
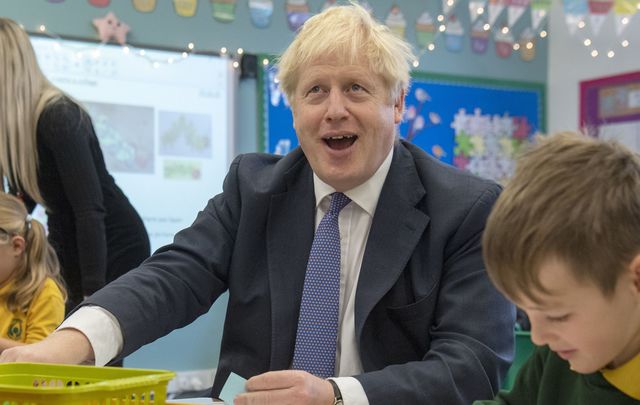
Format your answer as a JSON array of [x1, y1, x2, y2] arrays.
[[234, 370, 334, 405], [0, 328, 95, 365]]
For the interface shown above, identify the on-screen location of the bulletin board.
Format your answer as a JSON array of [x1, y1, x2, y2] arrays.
[[580, 71, 640, 151], [258, 64, 545, 184]]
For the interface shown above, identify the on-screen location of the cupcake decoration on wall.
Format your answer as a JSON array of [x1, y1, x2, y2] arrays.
[[173, 0, 198, 17], [518, 27, 536, 61], [470, 18, 489, 54], [321, 0, 337, 11], [249, 0, 273, 28], [385, 5, 407, 38], [415, 11, 436, 49], [494, 26, 514, 58], [286, 0, 311, 32], [132, 0, 157, 12], [444, 15, 464, 52], [211, 0, 237, 22]]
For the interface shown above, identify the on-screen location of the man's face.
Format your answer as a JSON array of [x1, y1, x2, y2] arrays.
[[290, 58, 403, 192], [515, 258, 640, 373]]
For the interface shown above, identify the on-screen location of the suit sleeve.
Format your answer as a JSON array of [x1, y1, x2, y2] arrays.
[[39, 101, 107, 295], [356, 183, 516, 404], [80, 155, 244, 357]]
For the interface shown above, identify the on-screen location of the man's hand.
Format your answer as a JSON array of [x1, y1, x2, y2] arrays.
[[234, 370, 334, 405], [0, 329, 95, 365]]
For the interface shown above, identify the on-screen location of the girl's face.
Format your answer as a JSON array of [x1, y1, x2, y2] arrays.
[[0, 228, 25, 285]]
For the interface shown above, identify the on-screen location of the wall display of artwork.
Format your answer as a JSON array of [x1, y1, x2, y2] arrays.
[[259, 63, 545, 184], [580, 71, 640, 151]]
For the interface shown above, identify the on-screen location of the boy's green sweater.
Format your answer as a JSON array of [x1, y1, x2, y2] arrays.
[[474, 345, 639, 404]]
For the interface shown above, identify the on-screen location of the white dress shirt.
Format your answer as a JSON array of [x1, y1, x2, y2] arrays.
[[60, 147, 394, 405]]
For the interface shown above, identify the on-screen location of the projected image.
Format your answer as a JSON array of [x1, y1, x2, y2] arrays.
[[163, 159, 202, 180], [84, 101, 155, 173], [158, 111, 212, 158]]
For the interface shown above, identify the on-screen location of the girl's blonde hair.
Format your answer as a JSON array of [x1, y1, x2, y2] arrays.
[[0, 192, 67, 313], [0, 18, 63, 206]]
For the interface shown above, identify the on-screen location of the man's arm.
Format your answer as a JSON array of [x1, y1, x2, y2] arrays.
[[0, 329, 94, 364]]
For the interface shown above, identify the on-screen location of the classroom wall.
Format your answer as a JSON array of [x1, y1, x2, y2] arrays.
[[0, 0, 549, 376], [547, 0, 640, 133]]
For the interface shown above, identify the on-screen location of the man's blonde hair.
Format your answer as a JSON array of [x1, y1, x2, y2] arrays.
[[483, 132, 640, 302], [0, 18, 63, 205], [276, 2, 415, 105]]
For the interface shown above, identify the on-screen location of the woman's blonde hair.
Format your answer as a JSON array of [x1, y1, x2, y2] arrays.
[[0, 192, 67, 313], [0, 18, 63, 206], [276, 2, 415, 105]]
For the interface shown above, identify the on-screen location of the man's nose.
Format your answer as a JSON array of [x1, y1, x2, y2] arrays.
[[325, 90, 348, 121]]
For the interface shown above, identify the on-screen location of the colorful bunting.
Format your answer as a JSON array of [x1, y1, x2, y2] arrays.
[[469, 0, 487, 23], [507, 0, 532, 27], [563, 0, 588, 35], [488, 0, 506, 26], [530, 0, 551, 30], [588, 0, 614, 34]]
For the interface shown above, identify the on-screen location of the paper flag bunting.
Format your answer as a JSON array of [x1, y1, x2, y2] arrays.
[[385, 5, 407, 38], [563, 0, 588, 35], [613, 0, 637, 34], [488, 0, 506, 25], [132, 0, 157, 12], [531, 0, 551, 30], [92, 12, 130, 44], [211, 0, 237, 22], [249, 0, 273, 28], [88, 0, 110, 7], [507, 0, 532, 27], [588, 0, 613, 34], [173, 0, 198, 17], [415, 10, 436, 48], [442, 0, 457, 15], [469, 0, 487, 23]]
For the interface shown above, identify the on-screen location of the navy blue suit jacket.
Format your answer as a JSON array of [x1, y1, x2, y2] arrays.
[[86, 140, 515, 404]]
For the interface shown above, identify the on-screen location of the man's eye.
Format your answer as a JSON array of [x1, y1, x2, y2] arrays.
[[350, 83, 364, 92], [308, 85, 321, 94]]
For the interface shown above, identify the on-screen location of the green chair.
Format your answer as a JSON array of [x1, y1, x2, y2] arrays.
[[502, 331, 536, 390]]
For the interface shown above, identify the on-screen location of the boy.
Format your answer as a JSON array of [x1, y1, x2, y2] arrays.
[[475, 132, 640, 404]]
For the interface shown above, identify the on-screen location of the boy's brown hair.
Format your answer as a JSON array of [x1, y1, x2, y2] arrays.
[[483, 132, 640, 302]]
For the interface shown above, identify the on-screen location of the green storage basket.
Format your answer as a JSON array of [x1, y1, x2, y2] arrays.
[[0, 362, 175, 405]]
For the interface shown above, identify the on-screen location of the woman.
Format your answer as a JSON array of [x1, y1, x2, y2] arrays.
[[0, 18, 150, 312]]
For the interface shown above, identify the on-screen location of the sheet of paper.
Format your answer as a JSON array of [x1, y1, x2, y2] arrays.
[[219, 372, 247, 404]]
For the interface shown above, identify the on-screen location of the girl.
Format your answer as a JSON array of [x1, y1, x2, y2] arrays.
[[0, 192, 66, 352]]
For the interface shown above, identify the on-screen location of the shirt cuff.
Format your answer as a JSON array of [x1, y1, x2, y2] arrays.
[[331, 377, 369, 405], [58, 306, 124, 366]]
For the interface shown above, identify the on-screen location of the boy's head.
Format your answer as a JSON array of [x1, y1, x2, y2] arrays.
[[483, 132, 640, 373]]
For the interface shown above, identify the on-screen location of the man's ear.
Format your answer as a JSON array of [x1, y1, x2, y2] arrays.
[[11, 235, 25, 257], [394, 88, 405, 124]]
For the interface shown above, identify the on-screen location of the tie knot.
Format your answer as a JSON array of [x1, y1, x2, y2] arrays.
[[328, 192, 351, 215]]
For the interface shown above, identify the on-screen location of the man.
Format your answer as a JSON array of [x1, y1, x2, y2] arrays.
[[0, 4, 515, 404]]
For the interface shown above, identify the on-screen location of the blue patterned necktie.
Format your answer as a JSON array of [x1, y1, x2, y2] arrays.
[[292, 192, 351, 378]]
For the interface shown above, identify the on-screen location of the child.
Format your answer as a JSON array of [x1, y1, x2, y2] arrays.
[[0, 192, 66, 352], [475, 132, 640, 404]]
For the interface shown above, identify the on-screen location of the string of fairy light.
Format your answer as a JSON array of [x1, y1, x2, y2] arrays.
[[25, 23, 246, 70], [569, 2, 639, 59]]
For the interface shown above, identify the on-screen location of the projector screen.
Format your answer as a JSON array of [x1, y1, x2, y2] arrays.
[[31, 35, 235, 252]]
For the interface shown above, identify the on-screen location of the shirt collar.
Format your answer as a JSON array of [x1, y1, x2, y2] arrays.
[[313, 146, 394, 216], [601, 351, 640, 400]]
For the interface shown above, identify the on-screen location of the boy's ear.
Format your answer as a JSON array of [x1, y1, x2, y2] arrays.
[[628, 253, 640, 294]]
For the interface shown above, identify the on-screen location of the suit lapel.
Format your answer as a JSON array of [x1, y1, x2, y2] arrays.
[[354, 143, 430, 341], [267, 160, 315, 370]]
